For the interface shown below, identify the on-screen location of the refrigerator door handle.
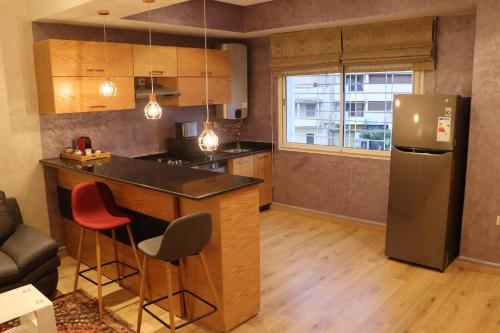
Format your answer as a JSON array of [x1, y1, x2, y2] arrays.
[[394, 146, 450, 155]]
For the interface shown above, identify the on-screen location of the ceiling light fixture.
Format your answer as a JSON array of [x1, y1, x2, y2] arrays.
[[143, 0, 162, 119], [198, 0, 219, 152], [98, 10, 117, 97]]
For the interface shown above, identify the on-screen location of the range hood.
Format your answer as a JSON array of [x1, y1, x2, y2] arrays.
[[135, 83, 180, 99]]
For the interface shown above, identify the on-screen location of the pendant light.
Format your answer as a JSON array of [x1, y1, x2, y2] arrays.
[[198, 0, 219, 152], [143, 0, 162, 119], [98, 10, 117, 97]]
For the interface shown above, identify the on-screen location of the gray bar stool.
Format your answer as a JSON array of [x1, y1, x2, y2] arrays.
[[136, 212, 225, 333]]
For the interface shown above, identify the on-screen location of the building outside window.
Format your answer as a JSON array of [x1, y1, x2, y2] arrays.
[[282, 71, 414, 155]]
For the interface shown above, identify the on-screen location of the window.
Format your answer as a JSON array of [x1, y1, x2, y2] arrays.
[[280, 70, 416, 157], [346, 74, 364, 92]]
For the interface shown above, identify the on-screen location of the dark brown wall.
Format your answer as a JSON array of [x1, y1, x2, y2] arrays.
[[242, 14, 476, 223], [33, 22, 237, 158], [460, 0, 500, 264]]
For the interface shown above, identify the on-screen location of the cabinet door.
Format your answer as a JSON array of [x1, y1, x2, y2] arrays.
[[48, 39, 133, 77], [176, 77, 231, 106], [178, 47, 231, 77], [133, 45, 178, 77], [53, 77, 135, 114], [254, 152, 273, 206], [228, 156, 254, 177]]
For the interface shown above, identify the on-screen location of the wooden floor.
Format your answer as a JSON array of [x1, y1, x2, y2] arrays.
[[57, 206, 500, 333]]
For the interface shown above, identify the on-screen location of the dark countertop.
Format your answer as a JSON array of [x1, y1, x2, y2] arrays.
[[40, 155, 262, 200], [135, 141, 273, 166]]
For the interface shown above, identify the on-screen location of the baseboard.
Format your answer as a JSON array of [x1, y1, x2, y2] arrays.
[[270, 202, 386, 232], [455, 256, 500, 276]]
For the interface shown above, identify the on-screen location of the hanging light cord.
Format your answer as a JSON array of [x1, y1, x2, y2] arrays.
[[148, 2, 154, 95], [203, 0, 209, 122], [102, 13, 109, 79]]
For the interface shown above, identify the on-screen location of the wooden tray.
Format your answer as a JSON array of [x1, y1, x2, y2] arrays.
[[60, 151, 111, 162]]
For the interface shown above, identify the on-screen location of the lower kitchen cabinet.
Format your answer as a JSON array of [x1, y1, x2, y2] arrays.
[[228, 152, 273, 207], [254, 152, 273, 207]]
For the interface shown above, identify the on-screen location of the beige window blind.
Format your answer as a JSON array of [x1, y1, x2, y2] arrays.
[[270, 27, 342, 76], [341, 17, 435, 72]]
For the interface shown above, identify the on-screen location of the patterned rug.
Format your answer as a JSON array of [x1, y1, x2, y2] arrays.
[[0, 289, 134, 333]]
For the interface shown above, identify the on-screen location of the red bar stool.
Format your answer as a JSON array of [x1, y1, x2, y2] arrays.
[[71, 181, 143, 321]]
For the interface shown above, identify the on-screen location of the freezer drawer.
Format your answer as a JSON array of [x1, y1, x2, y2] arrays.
[[385, 147, 453, 270]]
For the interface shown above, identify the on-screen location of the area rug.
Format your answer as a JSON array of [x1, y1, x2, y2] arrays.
[[0, 289, 134, 333]]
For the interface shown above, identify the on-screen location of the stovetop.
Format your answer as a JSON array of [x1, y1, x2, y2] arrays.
[[135, 152, 222, 166]]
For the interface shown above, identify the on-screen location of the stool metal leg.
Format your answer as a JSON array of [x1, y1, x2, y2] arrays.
[[73, 227, 85, 299], [136, 256, 148, 333], [111, 229, 121, 282], [95, 231, 104, 321], [166, 262, 176, 333], [199, 252, 226, 332]]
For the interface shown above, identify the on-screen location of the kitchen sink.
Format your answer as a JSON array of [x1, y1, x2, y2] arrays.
[[222, 148, 252, 154]]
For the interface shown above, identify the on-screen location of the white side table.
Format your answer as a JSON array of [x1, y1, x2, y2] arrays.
[[0, 284, 56, 333]]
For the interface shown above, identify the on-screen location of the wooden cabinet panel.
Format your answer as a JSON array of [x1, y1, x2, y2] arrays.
[[133, 44, 177, 77], [253, 152, 273, 206], [228, 156, 255, 178], [52, 76, 135, 114], [161, 77, 231, 107], [178, 47, 231, 77], [44, 39, 133, 77]]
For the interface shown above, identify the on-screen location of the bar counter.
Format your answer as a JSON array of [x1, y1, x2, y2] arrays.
[[41, 156, 261, 332]]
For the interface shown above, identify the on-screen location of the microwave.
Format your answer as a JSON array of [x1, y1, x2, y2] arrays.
[[175, 122, 198, 138]]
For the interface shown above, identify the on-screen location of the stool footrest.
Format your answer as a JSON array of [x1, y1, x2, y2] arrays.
[[79, 260, 139, 287], [143, 289, 217, 330]]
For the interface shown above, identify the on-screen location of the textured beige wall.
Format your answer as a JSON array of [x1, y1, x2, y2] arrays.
[[0, 1, 49, 235]]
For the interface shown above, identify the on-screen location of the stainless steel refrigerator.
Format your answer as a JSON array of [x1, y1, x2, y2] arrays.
[[385, 95, 470, 271]]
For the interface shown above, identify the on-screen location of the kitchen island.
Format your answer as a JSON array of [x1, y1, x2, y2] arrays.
[[41, 156, 262, 332]]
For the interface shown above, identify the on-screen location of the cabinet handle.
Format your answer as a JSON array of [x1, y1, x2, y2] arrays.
[[86, 68, 105, 72], [89, 105, 106, 109], [201, 71, 213, 76], [202, 99, 214, 104], [149, 70, 164, 75], [238, 159, 250, 164]]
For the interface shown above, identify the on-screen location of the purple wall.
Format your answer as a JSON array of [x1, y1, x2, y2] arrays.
[[460, 0, 500, 264], [242, 15, 476, 223]]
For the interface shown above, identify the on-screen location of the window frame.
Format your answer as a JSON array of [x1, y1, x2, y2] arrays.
[[277, 69, 424, 160]]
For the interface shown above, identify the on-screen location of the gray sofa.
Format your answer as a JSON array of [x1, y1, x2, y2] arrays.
[[0, 191, 60, 297]]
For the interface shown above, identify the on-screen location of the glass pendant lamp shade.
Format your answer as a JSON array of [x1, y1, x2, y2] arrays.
[[99, 78, 117, 96], [199, 121, 219, 151], [144, 94, 162, 119]]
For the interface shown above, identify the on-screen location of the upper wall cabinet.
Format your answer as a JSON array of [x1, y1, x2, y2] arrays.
[[34, 39, 135, 114], [177, 47, 231, 77], [133, 45, 177, 77], [37, 39, 133, 77]]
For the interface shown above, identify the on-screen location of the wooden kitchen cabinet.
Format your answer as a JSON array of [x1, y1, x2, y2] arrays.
[[177, 47, 231, 77], [159, 76, 231, 107], [228, 155, 255, 178], [228, 152, 273, 207], [133, 44, 177, 77], [35, 39, 133, 77], [48, 77, 135, 114], [253, 152, 273, 207]]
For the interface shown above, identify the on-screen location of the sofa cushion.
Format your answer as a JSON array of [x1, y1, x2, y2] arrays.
[[0, 250, 21, 285], [0, 194, 18, 243], [0, 224, 58, 274]]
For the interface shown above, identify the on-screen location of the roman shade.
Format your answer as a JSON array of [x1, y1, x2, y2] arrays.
[[341, 17, 435, 71], [270, 27, 342, 75]]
